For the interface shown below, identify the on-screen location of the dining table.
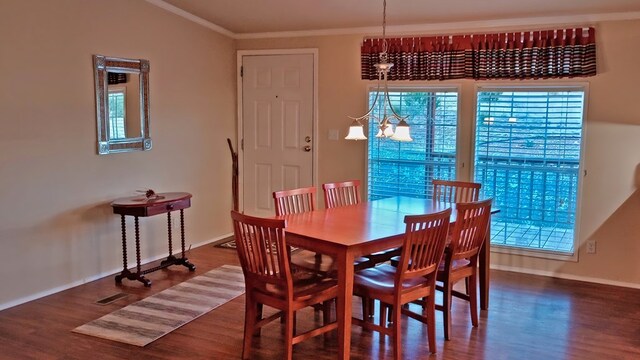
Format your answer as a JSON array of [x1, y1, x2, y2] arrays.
[[278, 196, 496, 360]]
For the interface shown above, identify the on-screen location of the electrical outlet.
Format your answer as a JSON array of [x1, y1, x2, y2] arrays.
[[586, 240, 596, 254]]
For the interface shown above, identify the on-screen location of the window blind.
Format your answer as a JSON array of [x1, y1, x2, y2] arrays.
[[368, 90, 459, 200], [474, 89, 585, 253]]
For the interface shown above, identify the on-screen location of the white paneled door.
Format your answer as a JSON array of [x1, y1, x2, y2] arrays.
[[241, 54, 314, 216]]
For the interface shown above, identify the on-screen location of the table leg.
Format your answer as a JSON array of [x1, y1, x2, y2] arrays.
[[178, 209, 196, 271], [167, 212, 173, 256], [115, 215, 128, 284], [134, 216, 151, 287], [161, 212, 178, 267], [336, 250, 354, 360], [479, 221, 491, 310]]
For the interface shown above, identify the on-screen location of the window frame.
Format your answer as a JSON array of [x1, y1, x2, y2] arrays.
[[107, 86, 127, 140], [364, 85, 462, 201], [470, 82, 590, 262]]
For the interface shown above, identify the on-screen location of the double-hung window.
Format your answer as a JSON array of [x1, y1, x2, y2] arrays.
[[108, 87, 127, 140], [473, 87, 586, 255], [367, 89, 459, 200]]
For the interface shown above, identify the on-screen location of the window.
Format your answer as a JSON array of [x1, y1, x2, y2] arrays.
[[473, 87, 585, 254], [368, 89, 459, 200], [108, 88, 127, 139]]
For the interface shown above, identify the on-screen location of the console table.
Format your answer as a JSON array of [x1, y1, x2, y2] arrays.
[[111, 192, 196, 287]]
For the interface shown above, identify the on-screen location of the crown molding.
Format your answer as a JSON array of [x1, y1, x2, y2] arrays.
[[236, 11, 640, 39], [145, 0, 235, 38], [145, 0, 640, 40]]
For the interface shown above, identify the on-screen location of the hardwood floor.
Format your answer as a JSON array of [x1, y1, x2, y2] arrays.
[[1, 244, 639, 359]]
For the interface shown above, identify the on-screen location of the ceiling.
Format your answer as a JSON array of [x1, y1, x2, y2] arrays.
[[159, 0, 640, 35]]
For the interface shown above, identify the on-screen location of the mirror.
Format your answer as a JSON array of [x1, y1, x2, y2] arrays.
[[93, 55, 151, 154]]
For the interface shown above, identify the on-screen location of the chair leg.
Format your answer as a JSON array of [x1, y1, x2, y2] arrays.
[[255, 303, 263, 337], [469, 273, 479, 327], [242, 295, 257, 359], [426, 291, 437, 354], [380, 303, 388, 335], [323, 300, 332, 325], [368, 298, 375, 318], [443, 281, 453, 341], [323, 300, 332, 340], [361, 296, 368, 321], [284, 309, 295, 360], [392, 301, 402, 360], [293, 311, 297, 336]]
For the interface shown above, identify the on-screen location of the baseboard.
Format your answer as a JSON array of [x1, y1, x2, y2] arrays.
[[491, 264, 640, 290], [0, 233, 234, 311]]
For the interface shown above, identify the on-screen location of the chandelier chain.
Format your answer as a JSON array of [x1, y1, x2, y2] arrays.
[[381, 0, 388, 60]]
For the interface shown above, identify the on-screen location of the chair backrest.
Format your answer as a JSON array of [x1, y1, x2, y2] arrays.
[[322, 180, 361, 208], [272, 186, 316, 216], [432, 180, 481, 203], [395, 209, 451, 283], [449, 199, 492, 260], [230, 211, 292, 293]]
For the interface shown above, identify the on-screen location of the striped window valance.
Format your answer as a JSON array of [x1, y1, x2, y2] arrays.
[[108, 72, 127, 85], [361, 27, 596, 81]]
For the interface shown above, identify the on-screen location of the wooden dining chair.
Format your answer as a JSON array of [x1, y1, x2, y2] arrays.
[[322, 180, 361, 208], [230, 211, 338, 360], [436, 199, 492, 340], [432, 179, 481, 203], [273, 187, 333, 274], [352, 209, 452, 358], [323, 180, 403, 268], [273, 186, 316, 216], [274, 186, 372, 274]]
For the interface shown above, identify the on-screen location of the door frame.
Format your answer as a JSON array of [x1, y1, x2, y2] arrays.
[[236, 48, 319, 212]]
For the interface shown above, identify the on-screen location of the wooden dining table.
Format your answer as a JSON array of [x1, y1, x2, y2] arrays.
[[278, 196, 496, 360]]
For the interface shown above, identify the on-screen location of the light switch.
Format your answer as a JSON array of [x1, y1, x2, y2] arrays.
[[328, 129, 339, 140]]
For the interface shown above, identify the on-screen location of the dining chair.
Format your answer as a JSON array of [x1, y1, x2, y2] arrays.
[[432, 179, 481, 203], [273, 186, 316, 216], [230, 211, 338, 360], [323, 180, 403, 269], [322, 180, 362, 208], [352, 209, 452, 358], [436, 199, 492, 340], [274, 186, 372, 274], [273, 186, 333, 274]]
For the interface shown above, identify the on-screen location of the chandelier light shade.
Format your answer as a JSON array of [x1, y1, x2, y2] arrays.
[[344, 119, 368, 140], [345, 0, 412, 142]]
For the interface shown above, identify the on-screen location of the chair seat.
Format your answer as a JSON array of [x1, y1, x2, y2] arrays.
[[291, 249, 370, 273], [366, 248, 402, 263], [257, 276, 338, 302], [354, 264, 430, 296], [438, 259, 470, 272]]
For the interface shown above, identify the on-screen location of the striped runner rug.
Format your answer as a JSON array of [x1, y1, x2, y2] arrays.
[[73, 265, 245, 346]]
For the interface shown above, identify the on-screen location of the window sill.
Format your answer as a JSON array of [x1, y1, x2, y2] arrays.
[[491, 244, 578, 262]]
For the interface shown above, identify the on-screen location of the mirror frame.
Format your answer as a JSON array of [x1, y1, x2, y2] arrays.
[[93, 54, 151, 155]]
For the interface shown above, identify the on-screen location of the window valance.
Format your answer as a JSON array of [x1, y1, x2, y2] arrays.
[[361, 27, 596, 81]]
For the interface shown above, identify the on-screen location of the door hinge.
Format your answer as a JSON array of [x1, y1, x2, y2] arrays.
[[241, 138, 244, 151], [240, 66, 243, 77]]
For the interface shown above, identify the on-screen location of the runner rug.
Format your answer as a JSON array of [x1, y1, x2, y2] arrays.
[[73, 265, 245, 346]]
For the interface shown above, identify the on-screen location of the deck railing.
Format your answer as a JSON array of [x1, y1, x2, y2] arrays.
[[368, 153, 579, 252]]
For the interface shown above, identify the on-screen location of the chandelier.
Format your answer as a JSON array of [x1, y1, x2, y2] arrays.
[[345, 0, 412, 142]]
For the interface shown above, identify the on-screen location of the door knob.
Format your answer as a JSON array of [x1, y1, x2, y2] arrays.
[[303, 145, 312, 152]]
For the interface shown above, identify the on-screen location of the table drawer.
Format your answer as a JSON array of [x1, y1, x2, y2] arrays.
[[144, 198, 191, 216]]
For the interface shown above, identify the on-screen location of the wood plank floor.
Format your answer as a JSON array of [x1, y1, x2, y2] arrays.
[[1, 244, 640, 359]]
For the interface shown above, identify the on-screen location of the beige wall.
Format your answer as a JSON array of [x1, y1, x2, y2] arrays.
[[237, 19, 640, 285], [1, 0, 639, 310], [0, 0, 236, 308]]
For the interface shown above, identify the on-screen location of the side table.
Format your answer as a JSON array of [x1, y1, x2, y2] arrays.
[[111, 192, 196, 287]]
